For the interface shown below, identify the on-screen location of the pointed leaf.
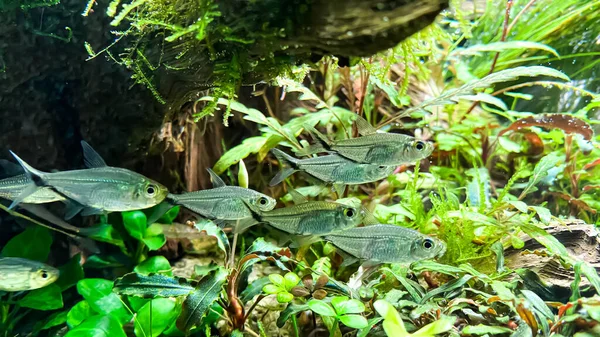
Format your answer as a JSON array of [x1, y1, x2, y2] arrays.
[[19, 284, 63, 310], [134, 298, 181, 337], [194, 220, 230, 260], [176, 267, 229, 332], [67, 300, 93, 328], [113, 273, 195, 298], [122, 211, 147, 240], [277, 303, 309, 328], [77, 279, 132, 324]]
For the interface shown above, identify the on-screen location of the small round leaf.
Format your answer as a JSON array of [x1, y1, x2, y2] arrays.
[[308, 299, 336, 317], [262, 284, 281, 295], [268, 274, 285, 287], [277, 292, 294, 303], [339, 314, 368, 329], [284, 272, 301, 291]]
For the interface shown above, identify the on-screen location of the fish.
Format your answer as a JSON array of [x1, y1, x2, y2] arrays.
[[302, 115, 434, 166], [7, 141, 169, 215], [240, 194, 371, 236], [0, 257, 60, 291], [322, 224, 446, 266], [165, 168, 277, 222], [269, 149, 395, 194], [0, 160, 65, 204]]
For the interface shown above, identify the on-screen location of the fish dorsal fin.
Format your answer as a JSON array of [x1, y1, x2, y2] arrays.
[[333, 184, 346, 198], [288, 189, 308, 205], [206, 168, 226, 188], [353, 115, 378, 136], [81, 141, 107, 168]]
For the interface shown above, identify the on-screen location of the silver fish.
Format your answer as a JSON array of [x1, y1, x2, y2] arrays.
[[246, 198, 369, 236], [270, 149, 395, 188], [8, 141, 168, 214], [0, 174, 65, 204], [167, 169, 276, 221], [323, 224, 446, 266], [303, 115, 434, 166], [0, 257, 60, 291]]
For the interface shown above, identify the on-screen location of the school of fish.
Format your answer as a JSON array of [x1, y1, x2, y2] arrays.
[[0, 115, 444, 291]]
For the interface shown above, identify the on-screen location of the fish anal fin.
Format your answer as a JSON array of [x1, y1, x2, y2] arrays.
[[81, 141, 107, 168], [353, 115, 378, 136], [206, 168, 226, 188], [80, 207, 104, 217], [336, 249, 360, 267], [232, 217, 259, 234], [63, 200, 84, 220], [8, 184, 40, 210]]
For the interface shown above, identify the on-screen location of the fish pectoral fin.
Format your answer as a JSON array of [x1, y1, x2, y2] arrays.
[[206, 168, 226, 188], [81, 141, 108, 168], [231, 217, 259, 234], [337, 249, 360, 268], [288, 188, 308, 205], [289, 235, 322, 248], [353, 114, 378, 136], [7, 183, 39, 210], [63, 200, 84, 220], [146, 200, 177, 225], [80, 207, 104, 217], [333, 184, 346, 198]]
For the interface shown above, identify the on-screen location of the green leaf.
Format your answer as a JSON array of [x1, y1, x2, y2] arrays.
[[67, 300, 93, 328], [339, 314, 368, 329], [134, 256, 173, 276], [240, 276, 271, 303], [499, 137, 523, 153], [520, 223, 569, 257], [269, 274, 285, 287], [19, 284, 63, 310], [129, 297, 150, 312], [521, 290, 554, 319], [158, 206, 180, 224], [1, 226, 52, 261], [123, 211, 148, 240], [77, 279, 132, 324], [55, 253, 84, 291], [412, 316, 456, 336], [142, 226, 167, 250], [373, 299, 408, 337], [135, 298, 181, 337], [193, 263, 221, 278], [520, 152, 563, 197], [357, 317, 384, 337], [41, 310, 68, 330], [452, 41, 559, 57], [410, 261, 464, 276], [530, 206, 552, 224], [283, 272, 300, 291], [462, 324, 514, 335], [277, 292, 294, 303], [336, 299, 365, 315], [420, 275, 473, 303], [277, 303, 310, 328], [64, 315, 127, 337], [213, 136, 267, 174], [263, 284, 281, 294], [193, 220, 230, 260], [308, 299, 336, 317], [176, 267, 229, 333], [81, 224, 125, 248], [238, 159, 249, 188], [114, 273, 195, 298]]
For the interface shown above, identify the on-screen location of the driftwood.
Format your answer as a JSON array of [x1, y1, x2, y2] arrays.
[[505, 220, 600, 289]]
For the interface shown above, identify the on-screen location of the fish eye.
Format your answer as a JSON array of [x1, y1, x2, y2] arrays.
[[343, 208, 356, 218], [40, 270, 48, 278], [258, 197, 268, 205], [414, 141, 426, 151], [422, 238, 434, 250], [146, 184, 157, 196], [379, 165, 386, 169]]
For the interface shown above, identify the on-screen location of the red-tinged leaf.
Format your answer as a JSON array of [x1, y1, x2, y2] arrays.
[[558, 303, 574, 317], [583, 186, 600, 192], [548, 192, 597, 214], [584, 158, 600, 171], [516, 302, 538, 334], [522, 131, 545, 156], [499, 114, 594, 140]]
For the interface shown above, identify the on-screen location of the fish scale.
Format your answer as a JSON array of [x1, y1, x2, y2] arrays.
[[0, 174, 64, 203]]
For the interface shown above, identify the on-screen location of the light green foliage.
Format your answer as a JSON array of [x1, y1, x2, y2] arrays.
[[262, 272, 301, 303], [308, 296, 368, 330]]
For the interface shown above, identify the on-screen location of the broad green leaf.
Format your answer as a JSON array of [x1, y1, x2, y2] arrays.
[[411, 316, 456, 337], [269, 274, 285, 287], [135, 298, 181, 337], [530, 206, 552, 224], [65, 315, 126, 337], [55, 253, 84, 291], [41, 310, 68, 330], [213, 136, 267, 174], [339, 314, 368, 329], [308, 299, 336, 317], [176, 267, 229, 332], [123, 211, 147, 240], [1, 226, 52, 261], [336, 299, 365, 315], [491, 281, 515, 301], [158, 205, 180, 224], [19, 284, 63, 310], [80, 224, 125, 248], [67, 300, 93, 328], [194, 220, 230, 260], [520, 223, 569, 257], [277, 303, 310, 328], [462, 324, 513, 335], [357, 317, 384, 337], [283, 273, 301, 291], [240, 276, 271, 303], [277, 292, 294, 303], [373, 300, 408, 337], [129, 297, 150, 312], [581, 263, 600, 294], [114, 273, 195, 298], [77, 279, 132, 324], [84, 254, 126, 269], [263, 284, 281, 294], [142, 224, 167, 250], [134, 256, 173, 276], [193, 263, 221, 278]]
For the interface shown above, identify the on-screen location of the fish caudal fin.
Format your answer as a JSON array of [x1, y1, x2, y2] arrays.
[[7, 151, 46, 210], [270, 149, 299, 186]]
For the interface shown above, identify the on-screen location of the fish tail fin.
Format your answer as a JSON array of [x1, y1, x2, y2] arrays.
[[270, 149, 299, 186], [8, 151, 46, 210]]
